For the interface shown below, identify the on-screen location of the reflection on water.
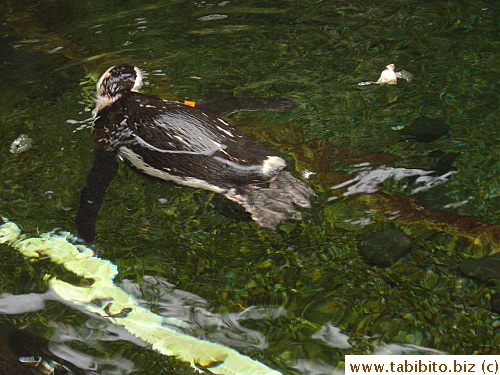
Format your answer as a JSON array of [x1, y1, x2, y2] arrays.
[[372, 344, 446, 356], [331, 164, 457, 197], [0, 0, 498, 374], [0, 324, 131, 374], [0, 221, 286, 374], [0, 276, 285, 373], [311, 322, 352, 350], [119, 276, 287, 350], [0, 262, 449, 375]]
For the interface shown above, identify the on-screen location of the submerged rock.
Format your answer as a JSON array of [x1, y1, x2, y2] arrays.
[[490, 293, 500, 314], [459, 253, 500, 281], [400, 116, 450, 142], [358, 228, 413, 267]]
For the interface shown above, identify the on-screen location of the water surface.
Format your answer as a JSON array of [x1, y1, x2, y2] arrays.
[[0, 0, 498, 374]]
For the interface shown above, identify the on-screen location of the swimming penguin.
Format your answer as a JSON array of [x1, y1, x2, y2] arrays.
[[76, 64, 315, 242]]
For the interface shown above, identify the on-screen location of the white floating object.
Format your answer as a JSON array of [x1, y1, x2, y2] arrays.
[[198, 14, 228, 21], [10, 134, 33, 154], [358, 64, 413, 86], [48, 46, 64, 53], [301, 169, 316, 180]]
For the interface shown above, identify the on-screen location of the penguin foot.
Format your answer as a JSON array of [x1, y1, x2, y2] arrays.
[[223, 172, 315, 230]]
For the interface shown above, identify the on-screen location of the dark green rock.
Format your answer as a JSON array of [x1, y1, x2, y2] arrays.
[[358, 228, 414, 267], [490, 293, 500, 314], [459, 254, 500, 281], [400, 116, 450, 142]]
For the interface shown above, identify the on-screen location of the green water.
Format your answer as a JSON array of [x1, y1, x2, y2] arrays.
[[0, 0, 498, 373]]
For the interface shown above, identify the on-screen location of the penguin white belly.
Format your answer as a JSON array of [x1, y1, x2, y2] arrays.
[[118, 146, 227, 193]]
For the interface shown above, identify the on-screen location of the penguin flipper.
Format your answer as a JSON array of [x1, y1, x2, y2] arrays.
[[193, 97, 296, 117], [75, 146, 119, 242]]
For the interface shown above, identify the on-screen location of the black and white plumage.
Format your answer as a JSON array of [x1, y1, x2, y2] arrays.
[[76, 64, 315, 241]]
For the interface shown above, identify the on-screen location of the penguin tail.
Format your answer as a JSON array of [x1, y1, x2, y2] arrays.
[[223, 171, 315, 230]]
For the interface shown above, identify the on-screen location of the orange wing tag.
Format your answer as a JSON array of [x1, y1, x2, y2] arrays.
[[183, 100, 196, 107]]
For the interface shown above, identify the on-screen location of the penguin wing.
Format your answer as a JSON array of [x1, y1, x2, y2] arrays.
[[126, 98, 280, 168]]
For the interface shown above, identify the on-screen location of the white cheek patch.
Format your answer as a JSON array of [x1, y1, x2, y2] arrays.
[[118, 146, 226, 193], [132, 66, 143, 91], [96, 66, 114, 93]]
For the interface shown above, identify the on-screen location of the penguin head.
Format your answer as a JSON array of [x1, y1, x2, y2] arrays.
[[95, 64, 143, 111]]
